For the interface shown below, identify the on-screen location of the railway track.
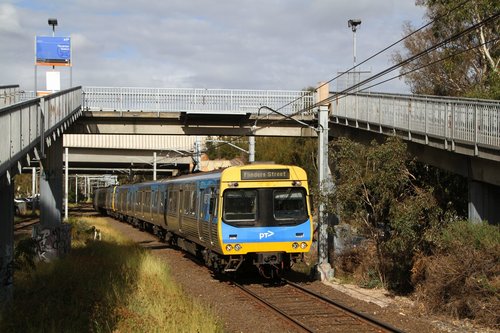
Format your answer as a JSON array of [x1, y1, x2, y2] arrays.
[[233, 278, 404, 333], [14, 219, 39, 231]]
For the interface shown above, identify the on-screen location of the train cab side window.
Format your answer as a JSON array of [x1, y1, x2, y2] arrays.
[[208, 188, 218, 217]]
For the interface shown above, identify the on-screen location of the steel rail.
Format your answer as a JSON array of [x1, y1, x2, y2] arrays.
[[284, 279, 405, 333], [232, 280, 314, 333]]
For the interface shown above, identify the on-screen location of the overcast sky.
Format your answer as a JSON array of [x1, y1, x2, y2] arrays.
[[1, 0, 426, 93]]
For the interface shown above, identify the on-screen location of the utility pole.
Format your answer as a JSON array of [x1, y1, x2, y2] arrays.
[[348, 19, 361, 67]]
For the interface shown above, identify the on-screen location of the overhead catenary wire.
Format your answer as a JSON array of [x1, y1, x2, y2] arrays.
[[197, 4, 499, 156], [251, 9, 500, 134], [350, 36, 500, 97], [263, 0, 473, 116]]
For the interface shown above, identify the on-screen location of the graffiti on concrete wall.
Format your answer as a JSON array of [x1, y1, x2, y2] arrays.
[[0, 244, 14, 299], [32, 224, 72, 262]]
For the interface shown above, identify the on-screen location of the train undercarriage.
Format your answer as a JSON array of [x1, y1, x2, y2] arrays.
[[109, 212, 304, 279]]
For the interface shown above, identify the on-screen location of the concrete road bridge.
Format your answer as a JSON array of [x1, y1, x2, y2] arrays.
[[1, 83, 499, 302]]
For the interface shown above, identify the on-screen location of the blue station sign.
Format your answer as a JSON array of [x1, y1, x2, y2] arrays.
[[35, 36, 71, 66]]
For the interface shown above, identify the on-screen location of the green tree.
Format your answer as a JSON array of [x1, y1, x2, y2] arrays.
[[14, 173, 33, 197], [256, 137, 318, 186], [324, 137, 442, 291], [393, 0, 499, 98], [205, 136, 248, 161]]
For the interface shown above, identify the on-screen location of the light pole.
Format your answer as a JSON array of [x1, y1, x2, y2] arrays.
[[48, 18, 58, 73], [48, 18, 58, 37], [348, 19, 361, 67]]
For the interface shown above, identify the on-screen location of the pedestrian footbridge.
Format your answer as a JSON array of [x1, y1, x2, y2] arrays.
[[0, 83, 499, 302]]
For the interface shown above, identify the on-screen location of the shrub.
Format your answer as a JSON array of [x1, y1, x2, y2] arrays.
[[413, 221, 500, 327]]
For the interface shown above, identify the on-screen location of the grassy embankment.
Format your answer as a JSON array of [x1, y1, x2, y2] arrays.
[[0, 216, 223, 333]]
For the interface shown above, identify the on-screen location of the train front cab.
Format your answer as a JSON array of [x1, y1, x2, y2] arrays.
[[217, 165, 313, 277]]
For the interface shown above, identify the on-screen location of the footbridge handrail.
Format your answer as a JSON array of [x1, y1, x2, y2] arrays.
[[331, 92, 500, 154], [82, 86, 314, 115], [0, 86, 82, 176], [0, 85, 20, 108]]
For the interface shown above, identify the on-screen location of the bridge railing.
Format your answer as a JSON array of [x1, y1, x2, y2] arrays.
[[82, 86, 314, 115], [0, 85, 20, 108], [332, 92, 500, 152], [0, 87, 82, 176]]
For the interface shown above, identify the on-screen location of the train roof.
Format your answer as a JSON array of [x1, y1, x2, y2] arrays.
[[112, 164, 307, 188]]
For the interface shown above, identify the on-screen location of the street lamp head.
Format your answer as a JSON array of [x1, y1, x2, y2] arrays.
[[48, 18, 58, 27], [348, 19, 361, 32]]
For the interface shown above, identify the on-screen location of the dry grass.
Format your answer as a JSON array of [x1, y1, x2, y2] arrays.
[[0, 217, 223, 333]]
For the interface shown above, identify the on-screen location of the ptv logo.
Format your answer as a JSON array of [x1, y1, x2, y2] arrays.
[[259, 230, 274, 239]]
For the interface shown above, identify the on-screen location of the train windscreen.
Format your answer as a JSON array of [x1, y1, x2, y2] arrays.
[[222, 187, 308, 227]]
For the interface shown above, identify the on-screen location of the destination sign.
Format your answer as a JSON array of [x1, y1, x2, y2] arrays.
[[241, 169, 290, 180]]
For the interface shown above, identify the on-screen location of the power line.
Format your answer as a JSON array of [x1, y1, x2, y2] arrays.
[[265, 0, 472, 116], [200, 4, 499, 157], [349, 36, 500, 97], [251, 9, 499, 133]]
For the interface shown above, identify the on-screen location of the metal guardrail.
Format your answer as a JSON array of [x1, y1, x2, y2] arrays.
[[82, 86, 314, 115], [0, 87, 82, 176], [19, 91, 36, 102], [0, 85, 20, 108], [332, 92, 500, 154]]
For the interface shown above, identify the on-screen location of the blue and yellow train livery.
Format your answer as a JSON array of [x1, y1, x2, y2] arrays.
[[93, 164, 313, 278]]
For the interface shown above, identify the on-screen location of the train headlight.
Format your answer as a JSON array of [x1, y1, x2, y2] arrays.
[[292, 181, 302, 186], [234, 244, 242, 251], [226, 244, 233, 251], [292, 242, 299, 249], [300, 242, 308, 249]]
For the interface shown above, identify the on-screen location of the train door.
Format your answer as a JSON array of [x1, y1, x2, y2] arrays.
[[197, 188, 204, 242], [165, 186, 180, 232], [151, 188, 158, 224], [200, 188, 211, 243], [203, 187, 218, 247], [178, 187, 184, 233]]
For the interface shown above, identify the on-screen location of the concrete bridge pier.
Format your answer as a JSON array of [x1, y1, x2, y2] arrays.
[[0, 168, 14, 304], [468, 180, 500, 224], [40, 138, 63, 228], [36, 138, 71, 262]]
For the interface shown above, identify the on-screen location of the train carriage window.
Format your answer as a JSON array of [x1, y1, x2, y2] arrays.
[[223, 189, 257, 222], [273, 188, 307, 221], [145, 191, 151, 208], [167, 190, 178, 215], [183, 190, 195, 216], [182, 189, 198, 217], [160, 191, 165, 207]]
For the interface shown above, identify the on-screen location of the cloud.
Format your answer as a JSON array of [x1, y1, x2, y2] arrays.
[[1, 0, 425, 93], [0, 4, 22, 34]]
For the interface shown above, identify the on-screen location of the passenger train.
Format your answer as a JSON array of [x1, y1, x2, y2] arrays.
[[93, 164, 313, 278]]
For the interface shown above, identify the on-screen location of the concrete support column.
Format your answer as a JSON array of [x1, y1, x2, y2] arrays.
[[317, 105, 330, 268], [64, 147, 69, 220], [468, 180, 500, 224], [153, 152, 157, 181], [316, 82, 335, 281], [36, 138, 71, 262], [0, 170, 14, 304], [75, 175, 78, 204], [193, 137, 201, 172], [32, 167, 37, 215], [40, 138, 63, 228], [248, 136, 255, 163]]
